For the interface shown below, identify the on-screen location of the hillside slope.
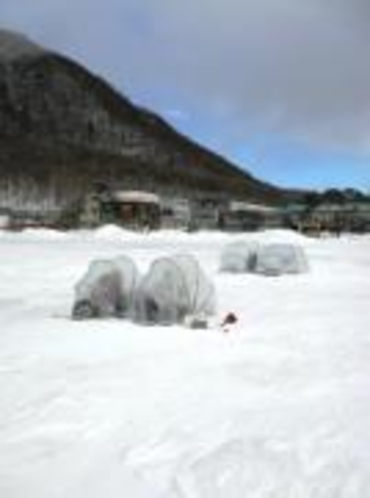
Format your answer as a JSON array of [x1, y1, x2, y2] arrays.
[[0, 29, 289, 211]]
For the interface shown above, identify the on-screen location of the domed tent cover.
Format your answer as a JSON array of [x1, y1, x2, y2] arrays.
[[219, 241, 259, 273], [254, 243, 309, 276], [72, 256, 139, 319], [134, 254, 216, 325]]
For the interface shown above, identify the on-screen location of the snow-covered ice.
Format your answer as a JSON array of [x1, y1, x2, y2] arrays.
[[0, 227, 369, 497]]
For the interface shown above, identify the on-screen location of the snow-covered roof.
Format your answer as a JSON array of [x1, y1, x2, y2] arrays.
[[160, 198, 190, 208], [0, 29, 45, 61], [110, 191, 160, 205], [312, 203, 370, 217], [314, 203, 345, 213], [229, 201, 279, 213]]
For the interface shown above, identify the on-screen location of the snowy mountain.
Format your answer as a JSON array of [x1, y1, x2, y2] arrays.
[[0, 29, 292, 211]]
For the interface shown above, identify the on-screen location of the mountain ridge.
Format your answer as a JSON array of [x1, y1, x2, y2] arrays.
[[0, 29, 296, 212]]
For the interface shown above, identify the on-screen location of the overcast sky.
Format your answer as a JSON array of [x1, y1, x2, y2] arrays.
[[1, 0, 370, 190]]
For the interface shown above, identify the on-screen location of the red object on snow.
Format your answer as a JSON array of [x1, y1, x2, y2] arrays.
[[221, 312, 238, 332]]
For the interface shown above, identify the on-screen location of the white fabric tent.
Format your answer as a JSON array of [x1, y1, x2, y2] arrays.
[[134, 254, 216, 325], [72, 256, 139, 319], [219, 241, 259, 273], [254, 243, 309, 276]]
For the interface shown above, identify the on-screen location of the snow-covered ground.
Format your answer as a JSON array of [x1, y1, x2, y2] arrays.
[[0, 227, 369, 498]]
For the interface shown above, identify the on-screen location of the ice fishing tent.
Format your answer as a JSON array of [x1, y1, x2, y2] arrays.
[[72, 256, 139, 319], [254, 243, 309, 276], [134, 254, 216, 325], [219, 241, 259, 273]]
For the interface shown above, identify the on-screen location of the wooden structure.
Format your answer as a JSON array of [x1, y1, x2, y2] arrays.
[[79, 190, 161, 230], [222, 201, 283, 231], [160, 198, 191, 230], [99, 190, 161, 230]]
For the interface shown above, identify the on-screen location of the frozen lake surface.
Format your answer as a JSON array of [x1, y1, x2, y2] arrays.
[[0, 227, 369, 497]]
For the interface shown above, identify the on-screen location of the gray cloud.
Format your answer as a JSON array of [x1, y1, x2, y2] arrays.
[[2, 0, 370, 153]]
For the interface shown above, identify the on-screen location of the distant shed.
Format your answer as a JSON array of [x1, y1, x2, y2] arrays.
[[100, 190, 161, 230], [223, 201, 282, 231], [161, 198, 191, 230]]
